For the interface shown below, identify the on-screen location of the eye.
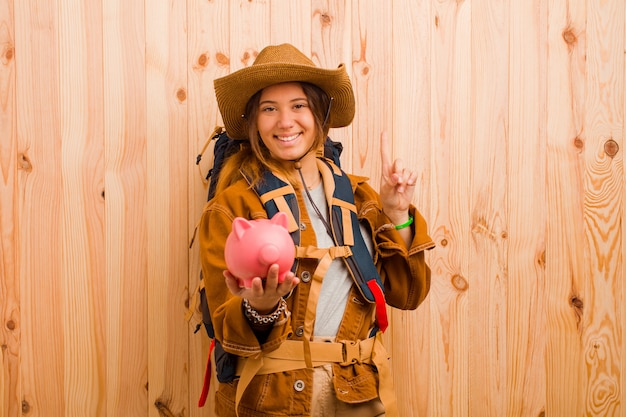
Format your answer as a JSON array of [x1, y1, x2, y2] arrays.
[[293, 102, 308, 110], [260, 105, 276, 113]]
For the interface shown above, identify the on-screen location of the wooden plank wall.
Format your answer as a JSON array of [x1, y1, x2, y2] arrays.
[[1, 0, 625, 416]]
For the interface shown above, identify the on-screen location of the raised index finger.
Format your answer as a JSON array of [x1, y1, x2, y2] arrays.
[[380, 131, 392, 173]]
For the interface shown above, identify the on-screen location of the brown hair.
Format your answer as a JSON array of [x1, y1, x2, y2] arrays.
[[214, 82, 332, 194]]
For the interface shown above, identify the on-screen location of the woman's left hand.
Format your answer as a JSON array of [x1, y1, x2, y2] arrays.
[[379, 131, 417, 225]]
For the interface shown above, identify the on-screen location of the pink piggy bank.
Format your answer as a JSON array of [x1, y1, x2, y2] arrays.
[[224, 212, 295, 288]]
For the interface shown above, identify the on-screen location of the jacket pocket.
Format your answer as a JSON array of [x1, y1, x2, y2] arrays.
[[217, 369, 314, 416]]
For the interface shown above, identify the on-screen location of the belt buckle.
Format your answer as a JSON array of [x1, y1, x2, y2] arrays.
[[340, 341, 360, 366]]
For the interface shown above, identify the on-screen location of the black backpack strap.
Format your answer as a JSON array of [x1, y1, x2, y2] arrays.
[[321, 159, 388, 332]]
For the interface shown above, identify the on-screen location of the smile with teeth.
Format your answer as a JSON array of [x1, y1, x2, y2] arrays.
[[276, 133, 301, 142]]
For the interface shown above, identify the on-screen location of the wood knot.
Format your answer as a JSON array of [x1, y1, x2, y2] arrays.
[[176, 88, 187, 102], [440, 238, 448, 247], [22, 400, 31, 414], [154, 400, 175, 417], [570, 295, 583, 310], [570, 294, 584, 331], [472, 216, 496, 241], [6, 320, 16, 330], [18, 153, 32, 172], [241, 49, 258, 67], [604, 139, 619, 158], [537, 250, 546, 269], [451, 274, 469, 291], [3, 45, 14, 63], [197, 53, 208, 67], [216, 52, 229, 66], [573, 136, 584, 150], [320, 13, 332, 26], [562, 28, 577, 46]]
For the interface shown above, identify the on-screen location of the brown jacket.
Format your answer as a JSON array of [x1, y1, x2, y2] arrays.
[[198, 167, 434, 417]]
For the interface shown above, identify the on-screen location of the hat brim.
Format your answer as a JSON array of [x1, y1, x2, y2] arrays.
[[214, 62, 355, 140]]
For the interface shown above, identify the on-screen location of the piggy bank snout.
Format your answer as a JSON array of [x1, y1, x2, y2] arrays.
[[258, 244, 280, 265]]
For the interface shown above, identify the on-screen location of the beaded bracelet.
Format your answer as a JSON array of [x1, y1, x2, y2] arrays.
[[243, 298, 287, 325], [394, 214, 414, 230]]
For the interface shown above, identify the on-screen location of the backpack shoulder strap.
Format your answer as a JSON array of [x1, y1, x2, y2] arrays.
[[254, 159, 388, 333], [320, 159, 388, 333]]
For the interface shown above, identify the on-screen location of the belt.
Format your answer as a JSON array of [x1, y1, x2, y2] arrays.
[[233, 332, 398, 417]]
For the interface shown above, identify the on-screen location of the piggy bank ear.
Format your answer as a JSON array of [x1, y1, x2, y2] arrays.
[[271, 212, 289, 229], [231, 217, 253, 240]]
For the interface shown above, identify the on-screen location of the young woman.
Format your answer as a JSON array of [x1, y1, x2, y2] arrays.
[[198, 43, 434, 417]]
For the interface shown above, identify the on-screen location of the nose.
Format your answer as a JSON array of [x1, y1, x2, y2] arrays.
[[277, 111, 294, 128]]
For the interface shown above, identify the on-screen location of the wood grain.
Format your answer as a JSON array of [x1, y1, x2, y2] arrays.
[[14, 1, 64, 416], [57, 0, 106, 414], [269, 0, 310, 50], [581, 0, 624, 414], [469, 0, 509, 415], [427, 0, 472, 415], [507, 0, 548, 415], [350, 0, 392, 180], [103, 0, 149, 415], [545, 0, 588, 415], [389, 0, 432, 416], [313, 0, 353, 170], [0, 0, 17, 415], [145, 0, 189, 416], [622, 2, 626, 414], [228, 0, 270, 73]]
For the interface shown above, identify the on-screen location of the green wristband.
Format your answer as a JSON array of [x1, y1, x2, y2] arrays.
[[394, 214, 414, 230]]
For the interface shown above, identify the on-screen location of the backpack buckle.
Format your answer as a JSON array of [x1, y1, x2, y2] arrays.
[[341, 340, 360, 365]]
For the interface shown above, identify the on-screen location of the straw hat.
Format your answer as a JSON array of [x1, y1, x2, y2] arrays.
[[214, 43, 355, 140]]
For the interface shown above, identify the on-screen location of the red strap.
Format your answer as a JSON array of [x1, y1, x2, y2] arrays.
[[367, 281, 388, 332], [198, 339, 216, 407]]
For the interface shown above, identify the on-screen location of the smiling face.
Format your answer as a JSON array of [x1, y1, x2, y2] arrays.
[[256, 82, 318, 164]]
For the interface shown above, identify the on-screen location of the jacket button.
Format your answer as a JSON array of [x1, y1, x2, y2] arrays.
[[295, 326, 304, 337], [294, 380, 305, 392], [299, 222, 307, 231], [300, 271, 311, 283]]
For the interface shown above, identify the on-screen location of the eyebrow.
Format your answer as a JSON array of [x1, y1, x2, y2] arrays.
[[259, 97, 308, 106]]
